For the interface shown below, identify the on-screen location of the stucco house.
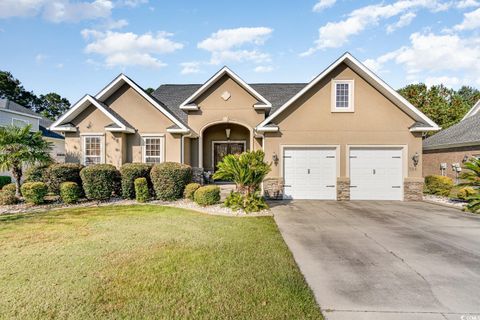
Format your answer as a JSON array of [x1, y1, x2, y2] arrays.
[[50, 53, 439, 201], [423, 99, 480, 179]]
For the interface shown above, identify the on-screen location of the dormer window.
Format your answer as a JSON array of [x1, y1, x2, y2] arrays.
[[332, 80, 354, 112]]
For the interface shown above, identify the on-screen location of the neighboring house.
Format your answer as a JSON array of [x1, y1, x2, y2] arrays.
[[50, 53, 439, 201], [423, 99, 480, 179], [0, 99, 65, 178]]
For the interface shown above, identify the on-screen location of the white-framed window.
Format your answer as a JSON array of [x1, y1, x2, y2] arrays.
[[331, 80, 354, 112], [12, 118, 29, 127], [142, 136, 164, 164], [83, 135, 103, 165]]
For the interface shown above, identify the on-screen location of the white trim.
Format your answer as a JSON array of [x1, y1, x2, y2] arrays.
[[1, 108, 43, 119], [82, 135, 105, 165], [410, 126, 441, 132], [139, 133, 165, 137], [256, 126, 279, 133], [141, 135, 165, 164], [179, 104, 199, 111], [11, 117, 29, 126], [106, 127, 135, 133], [331, 80, 354, 113], [50, 95, 132, 133], [95, 74, 189, 132], [253, 103, 271, 110], [179, 66, 272, 110], [80, 132, 105, 136], [211, 140, 247, 170], [462, 99, 480, 121], [166, 127, 190, 134], [257, 52, 440, 132]]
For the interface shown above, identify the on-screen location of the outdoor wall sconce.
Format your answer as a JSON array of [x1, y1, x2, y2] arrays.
[[225, 128, 231, 139], [272, 153, 279, 166], [412, 152, 419, 169], [463, 154, 469, 163]]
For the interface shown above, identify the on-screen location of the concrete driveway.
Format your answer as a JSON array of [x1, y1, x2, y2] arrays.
[[272, 201, 480, 320]]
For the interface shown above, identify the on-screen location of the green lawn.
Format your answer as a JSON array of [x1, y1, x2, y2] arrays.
[[0, 205, 322, 319]]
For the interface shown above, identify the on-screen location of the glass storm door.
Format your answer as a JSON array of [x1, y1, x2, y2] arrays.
[[213, 142, 245, 170]]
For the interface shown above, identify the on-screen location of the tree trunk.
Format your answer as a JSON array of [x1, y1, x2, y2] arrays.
[[12, 165, 22, 197]]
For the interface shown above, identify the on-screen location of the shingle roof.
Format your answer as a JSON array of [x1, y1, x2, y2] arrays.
[[152, 83, 307, 123], [423, 113, 480, 150], [0, 98, 64, 139]]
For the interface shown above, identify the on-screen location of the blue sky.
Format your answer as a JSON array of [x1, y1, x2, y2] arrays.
[[1, 0, 479, 103]]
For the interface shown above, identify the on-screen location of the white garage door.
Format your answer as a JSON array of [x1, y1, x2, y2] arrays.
[[349, 148, 403, 200], [283, 147, 337, 200]]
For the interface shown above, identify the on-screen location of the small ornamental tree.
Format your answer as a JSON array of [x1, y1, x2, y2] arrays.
[[460, 158, 480, 213], [0, 125, 52, 196]]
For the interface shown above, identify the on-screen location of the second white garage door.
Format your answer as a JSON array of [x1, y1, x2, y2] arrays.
[[283, 147, 337, 200], [349, 147, 404, 200]]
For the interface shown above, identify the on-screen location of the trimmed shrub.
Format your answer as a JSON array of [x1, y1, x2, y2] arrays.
[[47, 163, 84, 194], [80, 164, 120, 200], [150, 162, 192, 201], [424, 175, 454, 197], [25, 164, 49, 183], [184, 183, 201, 200], [457, 186, 477, 200], [60, 182, 81, 204], [2, 183, 16, 195], [0, 191, 17, 205], [194, 185, 220, 206], [224, 191, 269, 213], [21, 182, 48, 205], [0, 176, 12, 189], [134, 177, 149, 203], [120, 163, 152, 199]]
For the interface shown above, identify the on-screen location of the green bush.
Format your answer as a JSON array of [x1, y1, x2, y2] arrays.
[[134, 177, 150, 203], [25, 164, 49, 183], [0, 176, 12, 189], [184, 182, 201, 200], [80, 164, 120, 200], [47, 163, 84, 194], [120, 163, 152, 199], [0, 191, 17, 205], [194, 185, 220, 206], [457, 186, 477, 200], [2, 183, 17, 195], [424, 175, 454, 197], [224, 191, 269, 213], [60, 182, 82, 204], [150, 162, 192, 201], [21, 182, 48, 205]]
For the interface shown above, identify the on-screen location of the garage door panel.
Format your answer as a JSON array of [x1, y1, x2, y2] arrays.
[[283, 148, 337, 200], [350, 148, 403, 201]]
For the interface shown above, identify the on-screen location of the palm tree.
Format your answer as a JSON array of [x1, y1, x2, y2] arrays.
[[0, 125, 53, 196], [212, 150, 271, 197], [460, 157, 480, 213]]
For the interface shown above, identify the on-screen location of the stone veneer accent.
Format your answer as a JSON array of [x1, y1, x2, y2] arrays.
[[263, 177, 284, 200], [404, 177, 424, 201], [192, 167, 204, 185], [337, 177, 350, 201]]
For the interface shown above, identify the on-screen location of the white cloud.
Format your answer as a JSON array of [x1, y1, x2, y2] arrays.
[[180, 62, 201, 75], [365, 32, 480, 87], [119, 0, 148, 7], [386, 12, 416, 33], [0, 0, 114, 22], [35, 53, 47, 63], [56, 63, 64, 69], [198, 27, 273, 65], [301, 0, 448, 56], [313, 0, 336, 12], [454, 7, 480, 30], [254, 65, 274, 73], [425, 76, 460, 87], [103, 18, 128, 30], [82, 29, 183, 68], [456, 0, 480, 8]]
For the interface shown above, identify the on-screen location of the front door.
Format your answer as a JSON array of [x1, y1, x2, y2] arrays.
[[213, 142, 245, 170]]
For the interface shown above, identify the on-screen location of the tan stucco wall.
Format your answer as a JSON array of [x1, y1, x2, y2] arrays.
[[187, 75, 265, 134], [64, 84, 181, 167], [423, 146, 480, 178], [264, 63, 423, 179]]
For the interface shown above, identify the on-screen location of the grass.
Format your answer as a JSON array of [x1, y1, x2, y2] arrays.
[[0, 205, 322, 319]]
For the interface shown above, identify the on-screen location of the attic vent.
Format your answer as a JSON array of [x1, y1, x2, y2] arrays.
[[221, 91, 231, 101]]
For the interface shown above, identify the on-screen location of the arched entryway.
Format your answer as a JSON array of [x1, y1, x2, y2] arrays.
[[199, 122, 252, 172]]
